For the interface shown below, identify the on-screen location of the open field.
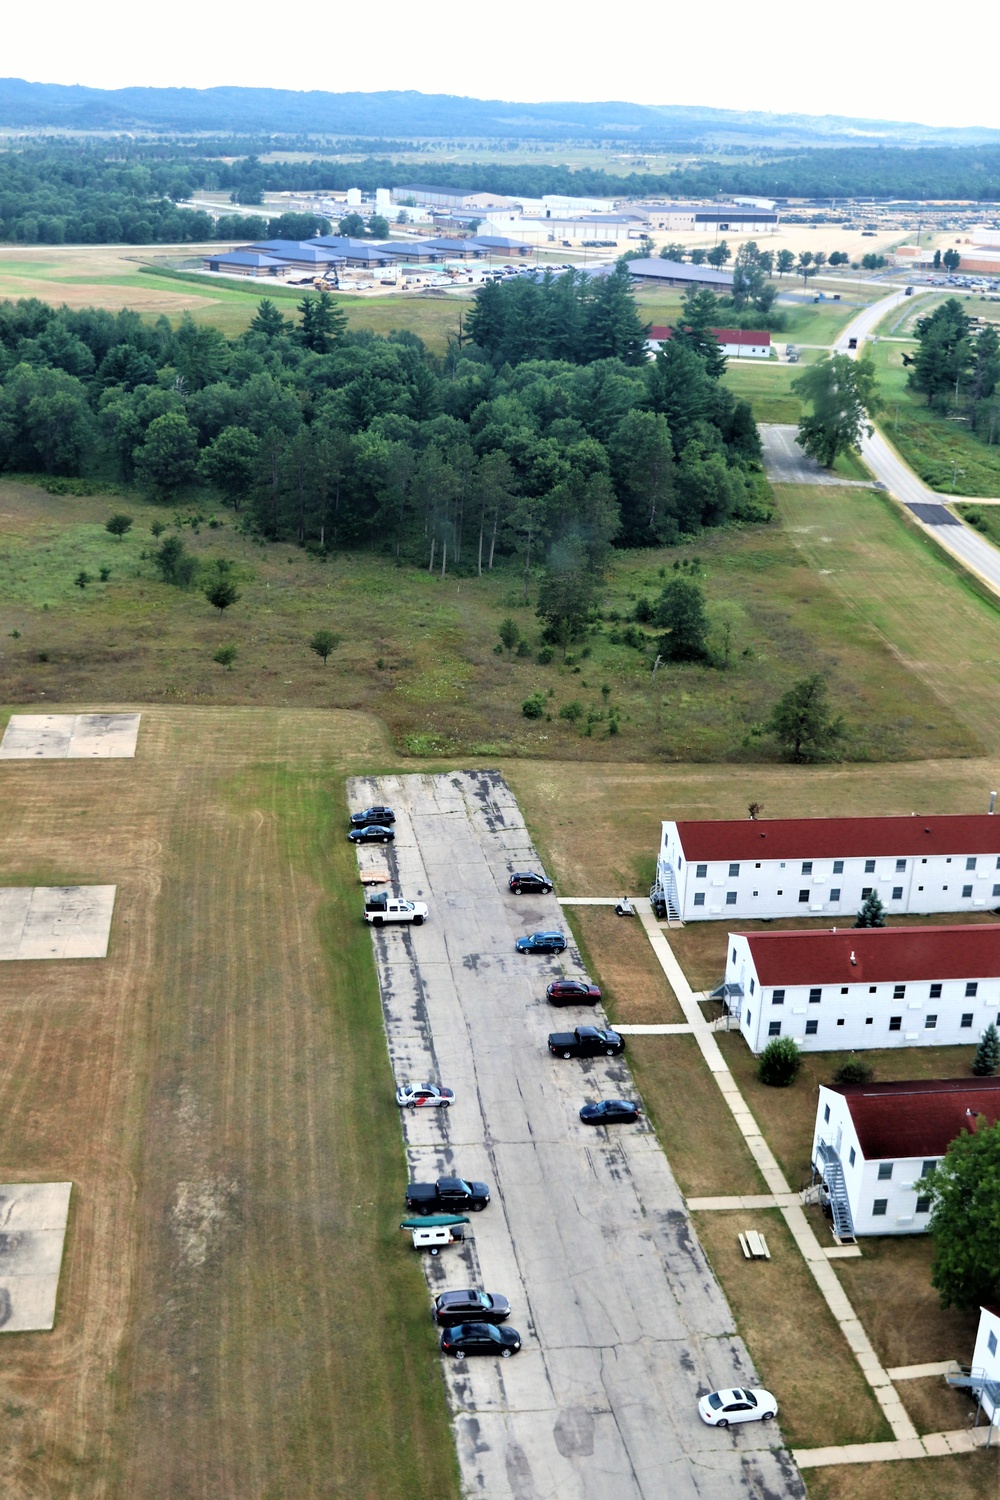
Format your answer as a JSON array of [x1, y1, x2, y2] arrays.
[[0, 705, 457, 1500], [869, 337, 1000, 497], [0, 478, 973, 766], [724, 361, 803, 422]]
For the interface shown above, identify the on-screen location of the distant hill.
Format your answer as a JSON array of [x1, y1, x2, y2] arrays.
[[0, 79, 998, 147]]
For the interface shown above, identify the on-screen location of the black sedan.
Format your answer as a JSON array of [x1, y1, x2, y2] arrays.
[[350, 805, 395, 827], [440, 1322, 521, 1358], [433, 1290, 511, 1327], [348, 824, 395, 844], [580, 1099, 641, 1125], [546, 978, 601, 1006], [515, 931, 566, 954], [508, 871, 553, 895]]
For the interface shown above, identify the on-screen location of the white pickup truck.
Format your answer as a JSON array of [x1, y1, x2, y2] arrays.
[[364, 893, 428, 926]]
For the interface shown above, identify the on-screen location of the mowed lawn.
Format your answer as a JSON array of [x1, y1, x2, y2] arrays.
[[0, 706, 457, 1500]]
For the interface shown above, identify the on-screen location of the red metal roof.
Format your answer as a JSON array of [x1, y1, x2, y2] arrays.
[[830, 1077, 1000, 1159], [742, 924, 1000, 985], [675, 813, 1000, 862], [647, 327, 770, 346]]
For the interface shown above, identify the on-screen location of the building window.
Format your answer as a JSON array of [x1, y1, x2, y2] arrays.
[[865, 859, 876, 873], [824, 1104, 831, 1123], [896, 858, 907, 873], [802, 861, 813, 875], [926, 1014, 938, 1029], [849, 1147, 856, 1167], [963, 885, 973, 898], [805, 1018, 818, 1035], [841, 987, 848, 994], [872, 1199, 888, 1216], [916, 1196, 931, 1215], [893, 984, 906, 999], [993, 885, 1000, 898], [921, 1161, 936, 1177], [777, 889, 783, 896], [889, 1016, 902, 1031], [877, 1163, 893, 1181], [966, 982, 979, 998], [862, 886, 873, 899], [809, 987, 822, 1004], [869, 986, 877, 993], [753, 890, 759, 897], [749, 978, 755, 994], [892, 886, 903, 900], [772, 989, 785, 1005], [732, 948, 737, 963], [768, 1021, 782, 1037], [930, 983, 942, 998], [726, 891, 737, 906], [837, 1018, 845, 1026], [990, 1331, 998, 1357], [830, 887, 842, 901], [967, 856, 978, 871], [799, 889, 809, 903], [866, 1017, 873, 1025], [961, 1013, 974, 1028], [693, 892, 705, 906], [728, 863, 740, 878], [833, 860, 844, 874], [696, 864, 707, 879]]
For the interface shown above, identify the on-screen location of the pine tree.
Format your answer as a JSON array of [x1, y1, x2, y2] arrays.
[[973, 1023, 1000, 1077], [854, 890, 887, 928]]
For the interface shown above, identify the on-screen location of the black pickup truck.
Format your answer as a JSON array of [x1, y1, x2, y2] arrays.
[[405, 1176, 491, 1214], [548, 1026, 625, 1059]]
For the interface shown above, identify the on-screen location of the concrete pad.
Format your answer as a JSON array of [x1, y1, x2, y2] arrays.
[[887, 1361, 954, 1380], [0, 712, 140, 759], [0, 886, 116, 960], [0, 1182, 72, 1332], [825, 1246, 863, 1259]]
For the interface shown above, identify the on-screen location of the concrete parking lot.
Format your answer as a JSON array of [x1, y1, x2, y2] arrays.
[[349, 769, 804, 1500]]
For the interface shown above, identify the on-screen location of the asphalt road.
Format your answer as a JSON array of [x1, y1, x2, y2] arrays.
[[830, 289, 1000, 596], [350, 770, 804, 1500], [759, 425, 872, 487]]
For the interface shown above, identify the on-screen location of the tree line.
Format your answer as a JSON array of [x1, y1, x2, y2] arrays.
[[908, 297, 1000, 442], [0, 273, 769, 638]]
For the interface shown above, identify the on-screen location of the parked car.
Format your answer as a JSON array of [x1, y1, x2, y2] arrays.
[[516, 931, 566, 954], [546, 978, 601, 1005], [406, 1176, 490, 1214], [350, 805, 396, 827], [433, 1290, 510, 1327], [579, 1099, 640, 1125], [698, 1388, 777, 1428], [396, 1083, 454, 1109], [508, 871, 553, 894], [348, 824, 395, 844], [440, 1322, 521, 1358], [364, 893, 427, 925], [549, 1026, 624, 1059]]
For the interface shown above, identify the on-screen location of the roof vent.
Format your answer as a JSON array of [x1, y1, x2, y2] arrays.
[[850, 950, 857, 965]]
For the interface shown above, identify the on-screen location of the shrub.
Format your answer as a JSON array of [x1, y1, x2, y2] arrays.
[[757, 1037, 802, 1087], [521, 692, 546, 720], [536, 646, 554, 665], [832, 1058, 874, 1086], [973, 1023, 1000, 1077], [516, 639, 531, 658], [621, 625, 646, 650], [633, 597, 653, 623], [558, 700, 584, 722]]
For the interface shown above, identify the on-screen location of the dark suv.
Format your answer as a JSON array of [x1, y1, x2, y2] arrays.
[[350, 804, 395, 827], [433, 1290, 511, 1327], [509, 871, 553, 894]]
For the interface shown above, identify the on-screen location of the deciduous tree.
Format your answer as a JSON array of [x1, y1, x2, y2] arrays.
[[929, 1119, 1000, 1308], [655, 577, 709, 662], [105, 512, 133, 541], [793, 354, 882, 468], [766, 672, 844, 762]]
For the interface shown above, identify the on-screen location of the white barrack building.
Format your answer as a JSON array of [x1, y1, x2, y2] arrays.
[[722, 923, 1000, 1054], [657, 814, 1000, 922]]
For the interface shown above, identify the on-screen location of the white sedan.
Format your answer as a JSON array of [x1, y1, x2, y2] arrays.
[[396, 1083, 454, 1109], [698, 1388, 777, 1427]]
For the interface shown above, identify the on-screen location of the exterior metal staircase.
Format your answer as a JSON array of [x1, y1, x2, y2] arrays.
[[650, 868, 680, 922], [816, 1142, 856, 1244]]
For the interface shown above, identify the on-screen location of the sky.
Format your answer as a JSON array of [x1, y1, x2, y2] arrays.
[[4, 0, 999, 132]]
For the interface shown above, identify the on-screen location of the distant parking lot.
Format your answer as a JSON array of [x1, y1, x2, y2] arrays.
[[350, 769, 803, 1500]]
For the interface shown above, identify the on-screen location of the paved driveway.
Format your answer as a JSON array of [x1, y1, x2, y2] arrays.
[[350, 769, 804, 1500], [760, 425, 872, 487]]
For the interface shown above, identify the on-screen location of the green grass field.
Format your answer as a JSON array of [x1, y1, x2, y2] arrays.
[[0, 478, 975, 766]]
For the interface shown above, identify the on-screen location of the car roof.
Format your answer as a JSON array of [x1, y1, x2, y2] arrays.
[[438, 1290, 483, 1305]]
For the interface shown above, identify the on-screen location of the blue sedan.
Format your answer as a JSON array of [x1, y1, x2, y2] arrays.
[[515, 931, 567, 954], [580, 1099, 641, 1125]]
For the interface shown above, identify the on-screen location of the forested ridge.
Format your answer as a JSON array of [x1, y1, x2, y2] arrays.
[[0, 266, 768, 618]]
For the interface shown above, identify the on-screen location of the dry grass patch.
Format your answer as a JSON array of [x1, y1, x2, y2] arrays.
[[628, 1034, 765, 1197], [693, 1208, 890, 1449], [895, 1375, 978, 1438], [805, 1452, 1000, 1500], [568, 905, 684, 1023], [830, 1234, 980, 1371]]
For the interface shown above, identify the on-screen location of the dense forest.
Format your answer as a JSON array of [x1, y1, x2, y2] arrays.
[[1, 141, 1000, 246], [0, 267, 768, 627]]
